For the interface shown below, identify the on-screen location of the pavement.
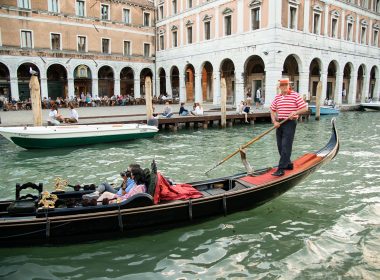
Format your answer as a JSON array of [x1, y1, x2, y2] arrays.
[[0, 103, 270, 127]]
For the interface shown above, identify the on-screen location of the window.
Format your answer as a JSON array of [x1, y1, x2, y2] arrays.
[[289, 6, 297, 29], [102, 38, 110, 53], [101, 4, 110, 20], [376, 0, 380, 12], [360, 0, 368, 8], [251, 8, 260, 30], [313, 13, 321, 34], [224, 15, 232, 36], [144, 43, 150, 57], [360, 26, 367, 44], [331, 18, 338, 38], [76, 0, 85, 17], [48, 0, 59, 13], [187, 26, 193, 44], [51, 33, 61, 50], [123, 9, 130, 24], [347, 22, 353, 41], [159, 35, 164, 50], [77, 36, 87, 52], [123, 41, 131, 56], [172, 0, 177, 15], [144, 13, 150, 27], [18, 0, 30, 9], [373, 30, 379, 46], [21, 30, 32, 48], [188, 0, 193, 9], [172, 31, 178, 47], [158, 5, 164, 20], [204, 21, 211, 40]]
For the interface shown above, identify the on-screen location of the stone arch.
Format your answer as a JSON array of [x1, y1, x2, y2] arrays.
[[74, 64, 92, 99], [244, 55, 265, 101], [220, 58, 235, 105], [47, 64, 68, 99], [120, 67, 134, 97], [342, 62, 354, 104], [309, 58, 322, 102], [200, 61, 213, 102], [282, 55, 300, 91], [170, 66, 180, 99], [369, 66, 378, 100], [98, 65, 114, 98], [357, 64, 366, 103], [0, 62, 11, 102], [184, 64, 195, 102], [326, 60, 338, 101], [140, 68, 153, 99], [17, 63, 40, 101], [158, 67, 166, 96]]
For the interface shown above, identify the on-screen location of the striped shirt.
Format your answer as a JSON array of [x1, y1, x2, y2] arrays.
[[270, 91, 307, 120]]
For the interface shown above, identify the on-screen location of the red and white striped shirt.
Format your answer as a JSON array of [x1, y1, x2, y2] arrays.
[[270, 91, 307, 120]]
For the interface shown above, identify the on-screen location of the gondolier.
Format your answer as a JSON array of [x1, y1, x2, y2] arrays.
[[270, 78, 308, 176]]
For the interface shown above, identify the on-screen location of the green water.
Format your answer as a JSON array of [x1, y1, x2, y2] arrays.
[[0, 112, 379, 279]]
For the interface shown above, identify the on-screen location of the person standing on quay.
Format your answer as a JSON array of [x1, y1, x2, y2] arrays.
[[270, 78, 308, 177]]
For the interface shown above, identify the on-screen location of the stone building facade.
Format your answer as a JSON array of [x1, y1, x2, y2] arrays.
[[155, 0, 380, 106], [0, 0, 156, 101]]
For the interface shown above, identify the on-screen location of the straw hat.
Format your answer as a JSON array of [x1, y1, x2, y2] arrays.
[[278, 78, 291, 86]]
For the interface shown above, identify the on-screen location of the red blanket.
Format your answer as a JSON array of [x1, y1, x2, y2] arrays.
[[153, 173, 203, 204]]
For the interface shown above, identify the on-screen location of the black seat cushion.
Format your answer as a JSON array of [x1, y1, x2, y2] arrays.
[[7, 200, 36, 216]]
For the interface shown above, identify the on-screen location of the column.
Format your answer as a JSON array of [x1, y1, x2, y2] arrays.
[[303, 0, 310, 33], [196, 13, 200, 43], [10, 76, 19, 101], [237, 0, 244, 34], [166, 74, 172, 97], [40, 77, 48, 99], [152, 75, 156, 97], [214, 71, 221, 105], [324, 5, 329, 36], [320, 71, 328, 103], [298, 71, 309, 100], [114, 78, 120, 97], [92, 78, 98, 98], [134, 77, 140, 98], [335, 72, 343, 105], [180, 19, 184, 46], [166, 24, 170, 49], [179, 72, 186, 102], [349, 73, 357, 104], [356, 17, 360, 43], [235, 70, 245, 106], [214, 6, 219, 39], [194, 71, 202, 103], [155, 74, 161, 96], [268, 0, 281, 28], [68, 78, 75, 99], [373, 73, 380, 101], [362, 71, 371, 102], [341, 10, 345, 39], [264, 67, 282, 106]]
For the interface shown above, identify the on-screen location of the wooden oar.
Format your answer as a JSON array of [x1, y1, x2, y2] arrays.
[[205, 118, 289, 175]]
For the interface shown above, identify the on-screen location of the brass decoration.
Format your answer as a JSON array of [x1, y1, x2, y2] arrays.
[[54, 177, 68, 192], [39, 191, 58, 209]]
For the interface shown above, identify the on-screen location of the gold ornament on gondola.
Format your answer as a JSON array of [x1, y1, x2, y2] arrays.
[[54, 177, 68, 192], [38, 191, 58, 209]]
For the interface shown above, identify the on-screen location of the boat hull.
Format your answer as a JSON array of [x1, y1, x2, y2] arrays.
[[360, 103, 380, 111], [309, 105, 339, 115], [0, 120, 339, 246], [0, 124, 158, 149]]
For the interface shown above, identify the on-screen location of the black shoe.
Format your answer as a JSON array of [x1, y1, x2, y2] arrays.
[[284, 163, 293, 170], [272, 169, 285, 176]]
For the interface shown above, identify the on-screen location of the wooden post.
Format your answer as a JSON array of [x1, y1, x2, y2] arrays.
[[145, 76, 153, 122], [220, 77, 227, 128], [315, 81, 322, 121], [29, 75, 42, 126]]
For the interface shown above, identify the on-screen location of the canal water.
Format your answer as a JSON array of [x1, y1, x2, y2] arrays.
[[0, 112, 379, 279]]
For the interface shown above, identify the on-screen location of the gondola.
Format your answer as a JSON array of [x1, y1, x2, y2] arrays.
[[0, 119, 339, 247]]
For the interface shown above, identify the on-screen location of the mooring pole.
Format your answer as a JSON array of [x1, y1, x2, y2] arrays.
[[29, 75, 42, 126], [315, 81, 322, 121], [220, 77, 227, 128]]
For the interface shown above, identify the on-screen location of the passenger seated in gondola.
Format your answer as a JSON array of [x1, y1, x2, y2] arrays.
[[97, 166, 147, 205]]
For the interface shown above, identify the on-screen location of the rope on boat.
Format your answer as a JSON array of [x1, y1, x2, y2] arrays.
[[188, 199, 193, 221], [223, 195, 227, 216], [117, 205, 124, 232], [0, 221, 72, 239]]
